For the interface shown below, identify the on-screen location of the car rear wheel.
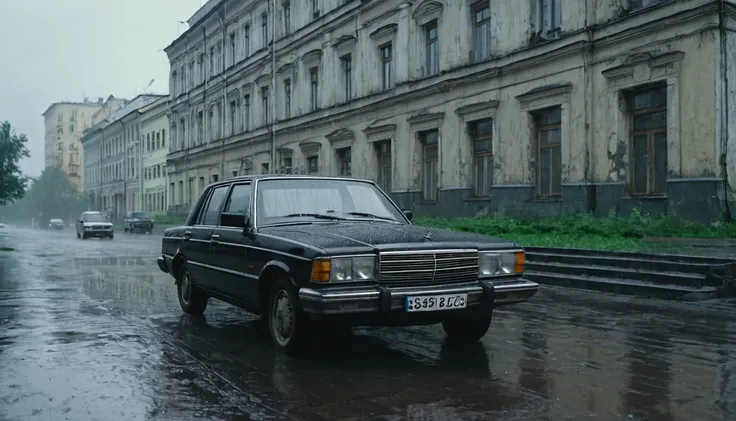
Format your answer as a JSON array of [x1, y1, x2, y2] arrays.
[[177, 266, 208, 315], [268, 277, 309, 354], [441, 312, 493, 343]]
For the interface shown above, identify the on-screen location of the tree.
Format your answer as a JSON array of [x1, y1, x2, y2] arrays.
[[0, 121, 30, 205], [26, 167, 86, 224]]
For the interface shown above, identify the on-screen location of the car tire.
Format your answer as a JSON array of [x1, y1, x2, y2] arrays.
[[441, 313, 493, 343], [177, 266, 208, 315], [267, 277, 309, 354]]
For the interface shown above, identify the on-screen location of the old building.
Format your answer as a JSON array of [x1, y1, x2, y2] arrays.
[[164, 0, 736, 222], [139, 97, 171, 215], [42, 98, 106, 190], [81, 94, 167, 219]]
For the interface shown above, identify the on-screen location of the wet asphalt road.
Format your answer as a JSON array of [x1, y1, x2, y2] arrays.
[[1, 228, 736, 421]]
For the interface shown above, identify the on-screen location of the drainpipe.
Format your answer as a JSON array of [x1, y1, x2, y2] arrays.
[[270, 0, 277, 171], [220, 2, 227, 179], [720, 0, 731, 220]]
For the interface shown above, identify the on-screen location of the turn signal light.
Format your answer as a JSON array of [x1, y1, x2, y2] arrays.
[[515, 251, 526, 274], [311, 259, 331, 282]]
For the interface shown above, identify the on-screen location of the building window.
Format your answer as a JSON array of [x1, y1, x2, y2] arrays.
[[180, 118, 186, 149], [630, 0, 665, 10], [244, 24, 251, 57], [284, 79, 291, 119], [198, 53, 205, 82], [472, 2, 491, 62], [283, 2, 291, 35], [212, 174, 219, 183], [261, 163, 270, 174], [162, 129, 166, 148], [534, 107, 562, 197], [420, 130, 439, 201], [230, 100, 237, 135], [375, 140, 392, 192], [262, 12, 268, 48], [229, 33, 236, 66], [469, 119, 493, 197], [244, 94, 251, 131], [261, 87, 269, 125], [381, 44, 393, 90], [307, 156, 319, 174], [197, 111, 203, 143], [336, 147, 352, 177], [310, 67, 319, 111], [210, 47, 215, 75], [425, 21, 439, 76], [281, 155, 293, 174], [311, 0, 319, 17], [208, 109, 214, 140], [342, 55, 352, 101], [147, 133, 151, 151], [627, 84, 667, 196], [539, 0, 561, 34]]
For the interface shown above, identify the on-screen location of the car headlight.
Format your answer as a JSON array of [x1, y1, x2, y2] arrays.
[[84, 226, 91, 230], [479, 251, 525, 277], [310, 256, 376, 282]]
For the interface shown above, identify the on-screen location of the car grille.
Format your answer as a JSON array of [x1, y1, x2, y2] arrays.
[[91, 225, 107, 230], [378, 250, 479, 286]]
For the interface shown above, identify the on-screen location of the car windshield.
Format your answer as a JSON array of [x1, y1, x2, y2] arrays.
[[83, 213, 108, 222], [50, 219, 63, 223], [256, 178, 406, 226], [131, 212, 149, 219]]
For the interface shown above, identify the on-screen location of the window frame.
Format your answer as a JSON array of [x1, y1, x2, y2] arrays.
[[420, 130, 439, 202], [284, 78, 291, 119], [309, 67, 319, 111], [336, 147, 352, 177], [469, 119, 494, 197], [375, 140, 392, 193], [424, 20, 439, 76], [380, 43, 393, 90], [534, 108, 562, 198], [627, 86, 668, 197], [472, 1, 491, 62]]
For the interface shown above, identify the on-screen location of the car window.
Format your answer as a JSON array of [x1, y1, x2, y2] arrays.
[[201, 186, 229, 226], [223, 183, 252, 214], [82, 213, 108, 222], [131, 212, 149, 219]]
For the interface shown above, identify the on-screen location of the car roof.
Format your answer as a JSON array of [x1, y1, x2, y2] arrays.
[[205, 174, 377, 190]]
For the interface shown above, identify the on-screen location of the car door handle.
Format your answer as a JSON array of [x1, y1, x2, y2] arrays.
[[210, 234, 220, 243], [183, 230, 192, 240]]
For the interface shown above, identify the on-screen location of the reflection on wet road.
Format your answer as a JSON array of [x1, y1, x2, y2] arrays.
[[1, 227, 735, 420]]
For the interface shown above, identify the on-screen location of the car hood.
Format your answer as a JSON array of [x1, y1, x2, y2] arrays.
[[259, 222, 518, 252]]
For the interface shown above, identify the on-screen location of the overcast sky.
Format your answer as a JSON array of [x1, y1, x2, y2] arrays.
[[0, 0, 204, 177]]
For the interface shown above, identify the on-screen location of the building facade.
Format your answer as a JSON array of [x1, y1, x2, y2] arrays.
[[139, 97, 171, 215], [42, 99, 105, 190], [81, 94, 167, 219], [164, 0, 736, 222]]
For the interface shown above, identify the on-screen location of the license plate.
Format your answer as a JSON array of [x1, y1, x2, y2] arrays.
[[405, 294, 468, 312]]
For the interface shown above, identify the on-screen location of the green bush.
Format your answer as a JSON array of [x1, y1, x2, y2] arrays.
[[414, 213, 736, 251]]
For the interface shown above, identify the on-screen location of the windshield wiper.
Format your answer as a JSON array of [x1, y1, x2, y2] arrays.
[[346, 212, 398, 222], [280, 213, 346, 220]]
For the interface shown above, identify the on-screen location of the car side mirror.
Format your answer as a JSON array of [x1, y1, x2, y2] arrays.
[[220, 212, 246, 228], [403, 210, 413, 221]]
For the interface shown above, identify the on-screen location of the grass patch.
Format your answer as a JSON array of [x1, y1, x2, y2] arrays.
[[414, 214, 736, 252]]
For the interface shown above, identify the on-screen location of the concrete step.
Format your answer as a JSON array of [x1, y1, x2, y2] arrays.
[[525, 271, 721, 301], [525, 261, 711, 289], [526, 251, 725, 275], [524, 246, 736, 266]]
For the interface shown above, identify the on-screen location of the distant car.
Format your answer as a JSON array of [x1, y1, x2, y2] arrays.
[[157, 175, 538, 354], [0, 223, 5, 228], [124, 211, 153, 234], [48, 218, 65, 230], [76, 211, 114, 239]]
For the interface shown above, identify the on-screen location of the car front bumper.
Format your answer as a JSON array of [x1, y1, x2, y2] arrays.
[[298, 277, 538, 315], [84, 229, 113, 237], [157, 255, 169, 273]]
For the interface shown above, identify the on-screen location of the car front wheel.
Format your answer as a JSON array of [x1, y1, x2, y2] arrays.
[[177, 266, 208, 315], [441, 312, 493, 343], [268, 277, 309, 354]]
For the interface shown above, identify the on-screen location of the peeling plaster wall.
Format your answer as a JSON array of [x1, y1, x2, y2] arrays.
[[165, 0, 733, 221]]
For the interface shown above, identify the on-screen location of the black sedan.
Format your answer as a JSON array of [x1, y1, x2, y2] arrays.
[[156, 175, 538, 354]]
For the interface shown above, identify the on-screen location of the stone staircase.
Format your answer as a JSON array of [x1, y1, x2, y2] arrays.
[[523, 247, 736, 301]]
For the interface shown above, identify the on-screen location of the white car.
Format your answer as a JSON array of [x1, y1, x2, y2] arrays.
[[76, 211, 114, 240], [0, 223, 5, 228]]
